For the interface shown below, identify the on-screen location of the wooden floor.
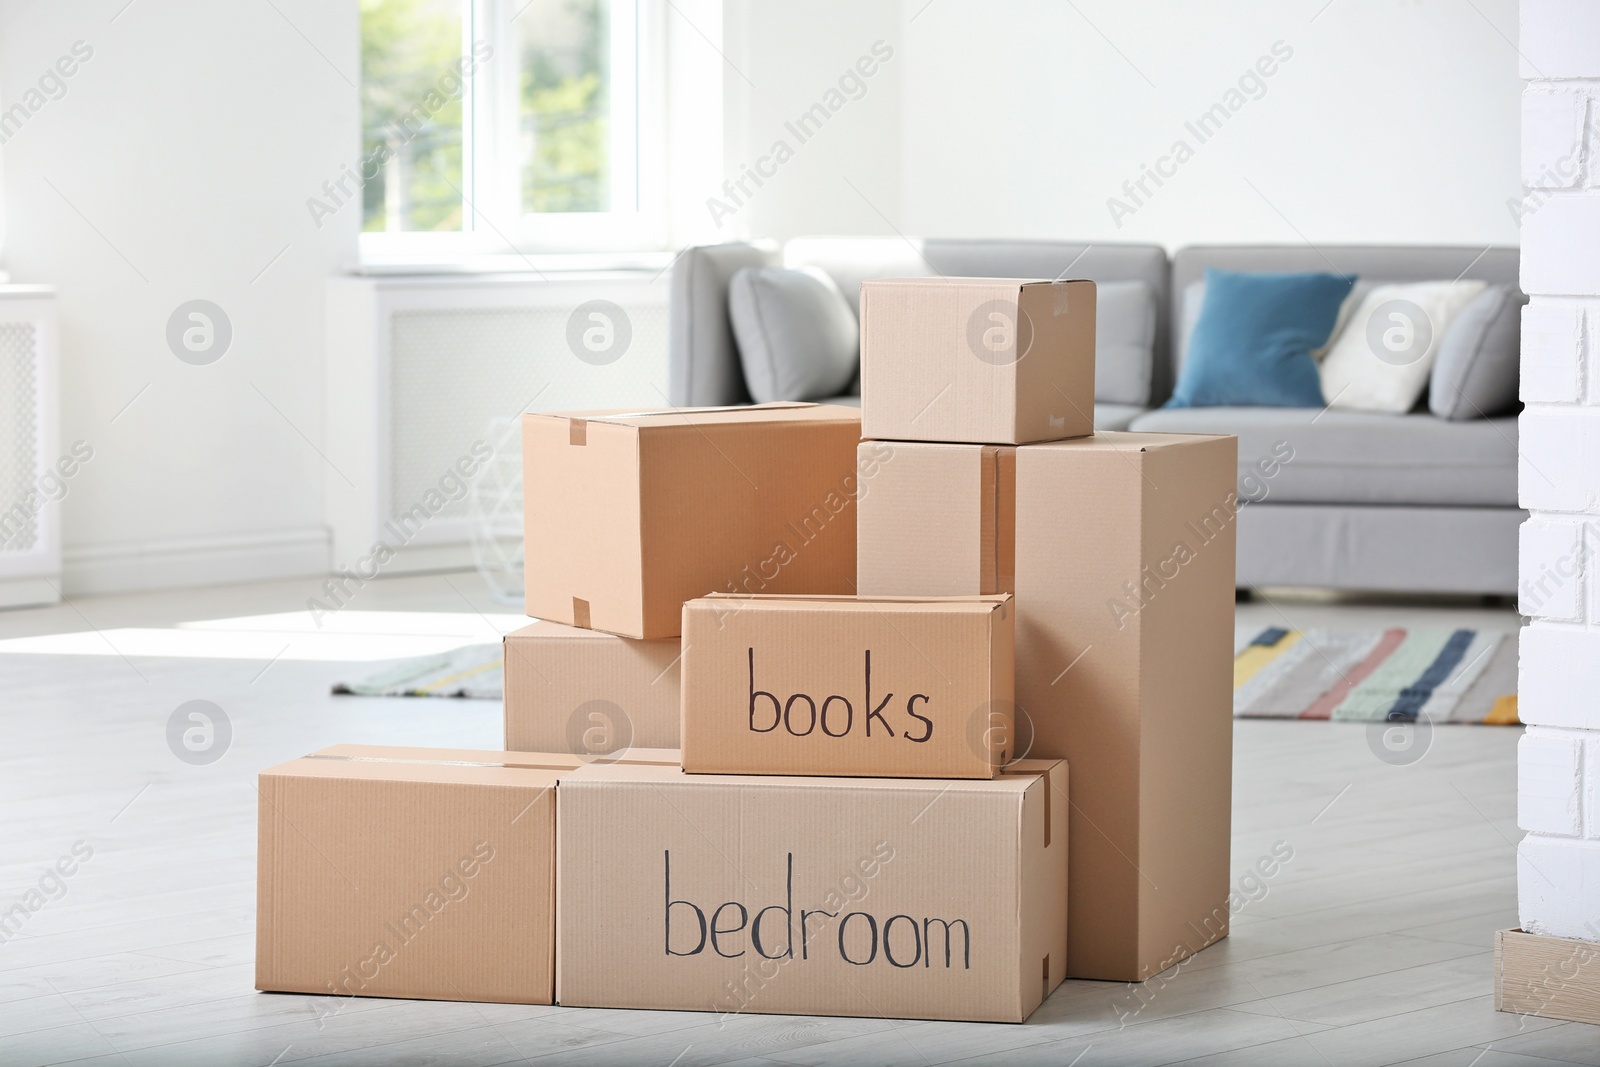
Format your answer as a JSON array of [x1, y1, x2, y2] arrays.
[[0, 576, 1593, 1066]]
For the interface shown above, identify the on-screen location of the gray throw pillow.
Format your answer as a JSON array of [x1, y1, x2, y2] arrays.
[[728, 266, 859, 403], [1094, 280, 1156, 406], [1429, 284, 1525, 420]]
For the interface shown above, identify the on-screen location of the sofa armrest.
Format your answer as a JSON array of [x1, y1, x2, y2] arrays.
[[668, 242, 778, 406]]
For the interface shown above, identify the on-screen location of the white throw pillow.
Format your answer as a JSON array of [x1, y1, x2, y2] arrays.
[[1319, 281, 1488, 413], [1093, 280, 1156, 406]]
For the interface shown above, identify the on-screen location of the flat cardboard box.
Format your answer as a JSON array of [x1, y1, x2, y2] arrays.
[[522, 402, 861, 640], [504, 621, 681, 754], [680, 593, 1014, 779], [859, 278, 1095, 446], [555, 759, 1068, 1022], [857, 441, 1016, 597], [1014, 432, 1237, 982]]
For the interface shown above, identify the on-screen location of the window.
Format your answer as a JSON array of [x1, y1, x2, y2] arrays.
[[359, 0, 660, 259]]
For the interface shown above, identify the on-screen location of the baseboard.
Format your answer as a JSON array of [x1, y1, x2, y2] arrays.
[[63, 527, 331, 597], [373, 540, 480, 576], [1495, 928, 1600, 1025], [0, 576, 61, 609]]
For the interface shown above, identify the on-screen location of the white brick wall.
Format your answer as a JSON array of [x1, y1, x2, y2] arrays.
[[1519, 0, 1600, 943], [1518, 836, 1600, 939], [1518, 728, 1584, 835], [1518, 518, 1584, 620], [1586, 737, 1600, 840], [1522, 90, 1587, 188], [1519, 304, 1583, 403]]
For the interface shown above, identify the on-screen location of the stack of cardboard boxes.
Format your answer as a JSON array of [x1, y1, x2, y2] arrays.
[[255, 275, 1238, 1025], [855, 279, 1240, 984]]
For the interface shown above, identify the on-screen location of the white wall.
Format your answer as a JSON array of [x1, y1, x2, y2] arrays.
[[718, 0, 902, 243], [726, 0, 1523, 249], [0, 0, 359, 594]]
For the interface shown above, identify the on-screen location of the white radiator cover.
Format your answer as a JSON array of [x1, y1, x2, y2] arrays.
[[0, 287, 59, 607], [324, 273, 670, 575]]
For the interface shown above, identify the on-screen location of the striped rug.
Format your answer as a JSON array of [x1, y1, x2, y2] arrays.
[[333, 644, 503, 699], [1233, 627, 1519, 723]]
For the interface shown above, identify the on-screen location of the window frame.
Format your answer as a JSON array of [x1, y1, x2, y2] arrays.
[[358, 0, 666, 263]]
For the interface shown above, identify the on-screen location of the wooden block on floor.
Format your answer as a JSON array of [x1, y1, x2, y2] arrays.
[[1494, 927, 1600, 1025]]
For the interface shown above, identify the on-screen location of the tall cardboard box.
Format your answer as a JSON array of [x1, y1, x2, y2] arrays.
[[522, 402, 861, 640], [255, 745, 583, 1004], [504, 621, 681, 754], [860, 278, 1095, 445], [857, 441, 1015, 597], [556, 759, 1068, 1023], [1014, 432, 1237, 982], [679, 593, 1014, 779]]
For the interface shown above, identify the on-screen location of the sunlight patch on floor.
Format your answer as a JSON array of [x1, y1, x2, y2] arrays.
[[0, 610, 529, 661]]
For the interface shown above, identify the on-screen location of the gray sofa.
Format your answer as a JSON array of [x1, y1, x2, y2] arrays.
[[669, 238, 1523, 595]]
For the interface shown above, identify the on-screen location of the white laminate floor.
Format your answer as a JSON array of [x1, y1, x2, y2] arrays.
[[1, 575, 1593, 1066]]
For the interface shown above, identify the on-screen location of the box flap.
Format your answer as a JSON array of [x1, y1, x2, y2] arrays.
[[562, 759, 1034, 795], [1028, 430, 1236, 454], [696, 592, 1010, 612], [505, 620, 647, 643], [302, 744, 581, 769], [526, 403, 857, 430], [864, 276, 1049, 292]]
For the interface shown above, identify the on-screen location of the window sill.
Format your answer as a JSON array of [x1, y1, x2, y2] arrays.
[[350, 250, 678, 278]]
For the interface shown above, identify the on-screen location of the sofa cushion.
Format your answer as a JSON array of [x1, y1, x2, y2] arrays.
[[1430, 284, 1525, 420], [1125, 406, 1518, 507], [1094, 281, 1156, 406], [728, 266, 859, 403], [1167, 269, 1354, 408]]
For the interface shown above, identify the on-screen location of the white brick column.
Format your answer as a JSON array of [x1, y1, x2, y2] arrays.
[[1517, 0, 1600, 942]]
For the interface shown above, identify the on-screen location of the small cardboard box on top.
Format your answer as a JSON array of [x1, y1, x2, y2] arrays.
[[1015, 432, 1238, 982], [256, 744, 678, 1005], [680, 593, 1014, 779], [555, 758, 1068, 1023], [859, 277, 1096, 446], [503, 621, 681, 755], [856, 440, 1015, 597], [522, 402, 861, 640]]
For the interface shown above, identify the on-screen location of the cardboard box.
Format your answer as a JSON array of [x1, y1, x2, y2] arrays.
[[256, 745, 681, 1004], [857, 441, 1016, 597], [1014, 431, 1237, 982], [522, 402, 861, 640], [680, 593, 1014, 779], [859, 278, 1095, 446], [255, 744, 583, 1004], [555, 758, 1068, 1022], [504, 621, 681, 754]]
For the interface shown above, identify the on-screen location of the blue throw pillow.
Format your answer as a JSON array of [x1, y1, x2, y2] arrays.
[[1167, 268, 1356, 408]]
